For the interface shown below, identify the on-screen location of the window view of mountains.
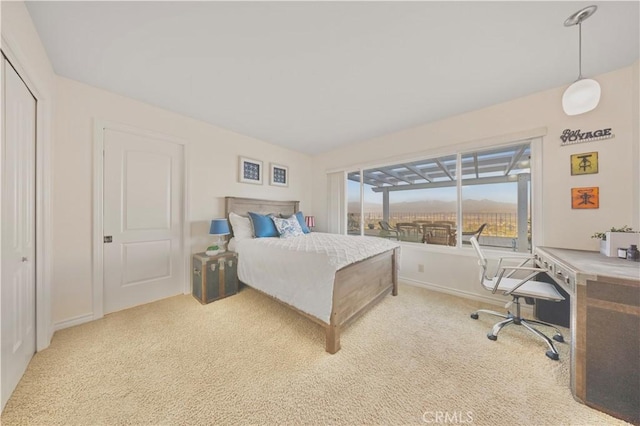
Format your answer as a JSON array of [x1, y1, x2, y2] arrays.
[[349, 199, 518, 214]]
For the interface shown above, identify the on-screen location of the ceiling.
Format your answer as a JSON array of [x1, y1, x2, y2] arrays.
[[26, 1, 639, 155]]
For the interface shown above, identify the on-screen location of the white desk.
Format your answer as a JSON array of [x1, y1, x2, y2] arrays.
[[534, 247, 639, 425]]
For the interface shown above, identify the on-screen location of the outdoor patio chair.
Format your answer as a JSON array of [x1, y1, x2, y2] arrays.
[[413, 220, 432, 228], [396, 222, 421, 240], [378, 221, 399, 240], [347, 214, 360, 233], [422, 224, 454, 245]]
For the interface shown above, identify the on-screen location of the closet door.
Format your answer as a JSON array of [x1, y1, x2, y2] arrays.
[[1, 57, 37, 410]]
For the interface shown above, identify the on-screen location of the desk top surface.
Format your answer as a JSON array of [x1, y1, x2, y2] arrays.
[[536, 246, 640, 282]]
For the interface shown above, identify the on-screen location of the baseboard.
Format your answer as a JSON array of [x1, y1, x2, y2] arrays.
[[399, 276, 534, 315], [52, 279, 531, 332], [54, 313, 94, 331]]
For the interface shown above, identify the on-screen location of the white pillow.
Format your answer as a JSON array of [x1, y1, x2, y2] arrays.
[[229, 212, 253, 241], [227, 237, 237, 253], [272, 215, 304, 239]]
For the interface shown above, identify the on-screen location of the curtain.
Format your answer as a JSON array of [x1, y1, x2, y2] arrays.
[[326, 171, 346, 234]]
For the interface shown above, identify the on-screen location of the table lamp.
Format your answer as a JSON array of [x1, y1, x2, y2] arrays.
[[305, 216, 315, 231], [208, 218, 230, 255]]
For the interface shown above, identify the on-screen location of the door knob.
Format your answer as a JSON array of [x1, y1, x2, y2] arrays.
[[22, 257, 28, 262]]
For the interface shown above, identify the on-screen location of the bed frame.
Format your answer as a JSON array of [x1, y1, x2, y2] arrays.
[[225, 196, 399, 354]]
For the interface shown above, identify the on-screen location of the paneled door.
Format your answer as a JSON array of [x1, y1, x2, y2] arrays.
[[1, 57, 37, 410], [103, 128, 184, 314]]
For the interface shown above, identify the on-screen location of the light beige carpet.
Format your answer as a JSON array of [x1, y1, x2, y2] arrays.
[[1, 284, 629, 425]]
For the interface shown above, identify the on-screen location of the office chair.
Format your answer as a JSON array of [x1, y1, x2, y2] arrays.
[[468, 237, 565, 360]]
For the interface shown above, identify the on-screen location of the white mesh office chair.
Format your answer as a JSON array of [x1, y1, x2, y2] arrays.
[[469, 237, 566, 360]]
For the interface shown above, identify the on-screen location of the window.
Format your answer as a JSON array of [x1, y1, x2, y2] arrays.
[[347, 170, 362, 235], [461, 144, 531, 251], [346, 141, 533, 252], [349, 154, 457, 244]]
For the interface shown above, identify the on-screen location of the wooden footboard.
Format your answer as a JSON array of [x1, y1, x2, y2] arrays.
[[325, 247, 399, 353]]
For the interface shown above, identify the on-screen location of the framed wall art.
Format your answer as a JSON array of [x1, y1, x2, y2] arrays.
[[238, 156, 263, 185], [571, 187, 599, 209], [270, 163, 288, 187], [570, 151, 598, 175]]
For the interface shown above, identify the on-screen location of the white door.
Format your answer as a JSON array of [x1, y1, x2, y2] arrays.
[[1, 58, 37, 410], [103, 128, 184, 314]]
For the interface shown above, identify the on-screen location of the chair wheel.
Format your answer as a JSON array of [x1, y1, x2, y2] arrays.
[[487, 333, 497, 341], [546, 350, 559, 361], [470, 313, 479, 320], [553, 334, 565, 343]]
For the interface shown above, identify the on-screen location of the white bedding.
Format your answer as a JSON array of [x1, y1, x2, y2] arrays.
[[233, 233, 400, 324]]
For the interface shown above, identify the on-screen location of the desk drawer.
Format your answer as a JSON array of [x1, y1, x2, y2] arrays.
[[535, 252, 576, 294]]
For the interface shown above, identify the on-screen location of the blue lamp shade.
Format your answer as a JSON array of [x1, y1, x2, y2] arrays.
[[209, 219, 230, 235]]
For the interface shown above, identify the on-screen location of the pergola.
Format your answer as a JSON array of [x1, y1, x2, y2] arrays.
[[347, 143, 531, 251]]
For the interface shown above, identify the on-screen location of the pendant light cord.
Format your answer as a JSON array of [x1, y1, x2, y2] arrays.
[[578, 22, 583, 79]]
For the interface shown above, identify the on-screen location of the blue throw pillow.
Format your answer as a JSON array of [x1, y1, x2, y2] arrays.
[[248, 212, 279, 238], [294, 211, 311, 234]]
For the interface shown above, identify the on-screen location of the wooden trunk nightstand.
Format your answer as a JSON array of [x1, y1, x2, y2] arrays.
[[192, 251, 238, 304]]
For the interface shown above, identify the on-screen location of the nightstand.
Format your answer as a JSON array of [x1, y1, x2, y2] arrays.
[[192, 251, 238, 304]]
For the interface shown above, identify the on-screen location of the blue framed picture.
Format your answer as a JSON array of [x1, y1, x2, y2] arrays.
[[270, 163, 288, 187], [239, 156, 263, 185]]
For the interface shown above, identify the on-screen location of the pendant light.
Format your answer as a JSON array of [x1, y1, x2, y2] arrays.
[[562, 5, 600, 116]]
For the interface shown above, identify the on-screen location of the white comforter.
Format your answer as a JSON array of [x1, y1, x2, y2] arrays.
[[233, 233, 400, 324]]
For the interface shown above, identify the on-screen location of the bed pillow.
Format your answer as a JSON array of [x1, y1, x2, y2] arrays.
[[248, 212, 279, 238], [294, 211, 311, 234], [229, 212, 253, 241], [273, 215, 304, 239]]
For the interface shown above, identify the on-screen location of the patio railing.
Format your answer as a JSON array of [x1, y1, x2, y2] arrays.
[[349, 211, 522, 238]]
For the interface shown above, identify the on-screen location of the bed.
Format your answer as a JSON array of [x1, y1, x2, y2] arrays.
[[225, 196, 400, 354]]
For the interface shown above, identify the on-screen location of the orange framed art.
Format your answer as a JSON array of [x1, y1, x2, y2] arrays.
[[571, 187, 599, 209]]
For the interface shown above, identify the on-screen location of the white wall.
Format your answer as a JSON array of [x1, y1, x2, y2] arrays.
[[312, 63, 639, 303], [53, 77, 313, 326]]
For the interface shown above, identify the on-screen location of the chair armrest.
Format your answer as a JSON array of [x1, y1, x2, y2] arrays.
[[499, 265, 548, 279], [496, 267, 549, 296], [490, 266, 549, 294], [500, 266, 548, 272], [495, 256, 538, 278]]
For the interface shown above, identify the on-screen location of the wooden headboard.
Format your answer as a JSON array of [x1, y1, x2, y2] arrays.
[[225, 197, 299, 218]]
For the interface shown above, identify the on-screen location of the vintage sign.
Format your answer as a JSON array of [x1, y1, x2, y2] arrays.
[[560, 128, 614, 146], [570, 151, 598, 175], [571, 187, 599, 209]]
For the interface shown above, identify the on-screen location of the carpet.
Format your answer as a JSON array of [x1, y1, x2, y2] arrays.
[[1, 283, 628, 425]]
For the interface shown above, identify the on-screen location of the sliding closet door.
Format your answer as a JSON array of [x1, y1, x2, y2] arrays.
[[1, 57, 37, 410]]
